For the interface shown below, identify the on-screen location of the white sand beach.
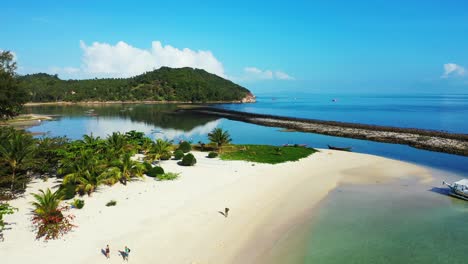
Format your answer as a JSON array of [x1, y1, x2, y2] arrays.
[[0, 150, 432, 264]]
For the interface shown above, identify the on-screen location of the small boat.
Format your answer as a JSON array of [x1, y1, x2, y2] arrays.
[[443, 179, 468, 201], [328, 145, 352, 151]]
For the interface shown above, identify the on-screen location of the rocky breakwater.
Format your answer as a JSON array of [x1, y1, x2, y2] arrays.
[[181, 107, 468, 156]]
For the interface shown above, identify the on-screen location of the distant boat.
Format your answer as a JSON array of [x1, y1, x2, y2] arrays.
[[328, 145, 352, 151], [443, 179, 468, 201]]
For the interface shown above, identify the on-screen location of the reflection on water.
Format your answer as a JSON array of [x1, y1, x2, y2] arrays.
[[24, 104, 220, 141]]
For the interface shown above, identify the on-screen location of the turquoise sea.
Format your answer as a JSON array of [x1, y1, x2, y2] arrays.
[[23, 93, 468, 264]]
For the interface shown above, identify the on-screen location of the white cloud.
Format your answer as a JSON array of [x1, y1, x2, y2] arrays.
[[78, 40, 226, 78], [275, 71, 294, 80], [442, 63, 465, 78], [241, 67, 294, 81]]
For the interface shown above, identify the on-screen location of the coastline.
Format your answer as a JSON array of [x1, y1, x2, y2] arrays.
[[0, 150, 432, 264], [23, 97, 256, 106]]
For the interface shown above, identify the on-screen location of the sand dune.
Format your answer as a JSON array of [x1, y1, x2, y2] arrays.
[[0, 150, 431, 264]]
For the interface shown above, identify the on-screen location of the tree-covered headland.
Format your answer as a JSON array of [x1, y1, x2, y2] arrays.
[[19, 67, 252, 103]]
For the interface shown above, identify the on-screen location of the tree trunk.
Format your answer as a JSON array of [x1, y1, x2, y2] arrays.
[[10, 169, 15, 192]]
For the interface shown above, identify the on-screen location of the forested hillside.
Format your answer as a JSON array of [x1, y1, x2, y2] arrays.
[[19, 67, 252, 102]]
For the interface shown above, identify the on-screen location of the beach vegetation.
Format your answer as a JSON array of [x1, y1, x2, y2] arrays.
[[173, 149, 184, 160], [0, 127, 36, 196], [106, 200, 117, 207], [71, 199, 85, 209], [146, 166, 165, 177], [156, 172, 180, 181], [208, 128, 232, 149], [146, 138, 173, 163], [180, 153, 197, 166], [207, 152, 218, 158], [0, 202, 17, 234], [31, 188, 75, 240], [177, 141, 192, 153], [220, 145, 316, 164]]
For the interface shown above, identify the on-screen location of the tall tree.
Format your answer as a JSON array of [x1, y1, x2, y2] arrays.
[[0, 51, 27, 119], [0, 128, 36, 194]]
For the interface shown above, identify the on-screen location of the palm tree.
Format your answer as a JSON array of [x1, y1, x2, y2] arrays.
[[0, 129, 36, 192], [31, 188, 63, 219], [62, 150, 115, 196], [107, 153, 145, 185], [208, 128, 232, 149], [146, 139, 172, 163], [106, 132, 128, 156]]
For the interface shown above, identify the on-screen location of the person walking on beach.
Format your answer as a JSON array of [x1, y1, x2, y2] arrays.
[[105, 245, 110, 259], [123, 246, 131, 261]]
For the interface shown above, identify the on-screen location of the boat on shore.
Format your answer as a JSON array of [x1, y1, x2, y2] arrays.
[[443, 179, 468, 201], [328, 145, 352, 151]]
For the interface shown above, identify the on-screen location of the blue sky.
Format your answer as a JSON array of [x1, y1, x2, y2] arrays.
[[2, 0, 468, 93]]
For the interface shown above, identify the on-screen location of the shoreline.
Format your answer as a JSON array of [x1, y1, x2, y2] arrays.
[[182, 107, 468, 157], [24, 99, 256, 106], [0, 150, 434, 264]]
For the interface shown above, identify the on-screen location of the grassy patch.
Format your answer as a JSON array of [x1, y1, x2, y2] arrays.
[[220, 145, 316, 164]]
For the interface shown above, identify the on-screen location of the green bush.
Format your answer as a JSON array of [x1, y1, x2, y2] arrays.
[[106, 200, 117, 207], [173, 150, 184, 160], [178, 141, 192, 153], [180, 153, 197, 166], [71, 199, 85, 209], [207, 152, 218, 158], [157, 172, 180, 181], [147, 166, 165, 177], [60, 183, 76, 200], [160, 152, 172, 160], [142, 162, 153, 172]]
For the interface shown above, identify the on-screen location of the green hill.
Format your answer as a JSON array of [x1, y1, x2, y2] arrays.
[[19, 67, 253, 103]]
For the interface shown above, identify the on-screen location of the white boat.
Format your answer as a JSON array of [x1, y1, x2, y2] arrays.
[[443, 179, 468, 201]]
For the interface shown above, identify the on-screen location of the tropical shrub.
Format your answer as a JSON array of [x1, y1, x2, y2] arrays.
[[0, 203, 17, 235], [31, 188, 75, 240], [180, 153, 197, 166], [71, 199, 85, 209], [59, 183, 77, 200], [142, 162, 153, 172], [178, 141, 191, 153], [157, 172, 180, 181], [160, 152, 172, 160], [146, 166, 165, 177], [173, 150, 184, 160], [146, 139, 172, 163], [0, 127, 36, 195], [207, 152, 218, 158], [208, 128, 232, 148], [106, 200, 117, 207]]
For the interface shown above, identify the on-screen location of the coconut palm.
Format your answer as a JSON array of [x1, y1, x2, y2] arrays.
[[62, 151, 115, 196], [107, 153, 145, 185], [106, 132, 128, 156], [208, 128, 232, 149], [146, 139, 172, 163], [0, 129, 36, 192], [31, 188, 64, 219]]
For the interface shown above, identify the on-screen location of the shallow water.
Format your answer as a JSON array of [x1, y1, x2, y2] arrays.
[[264, 171, 468, 264]]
